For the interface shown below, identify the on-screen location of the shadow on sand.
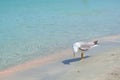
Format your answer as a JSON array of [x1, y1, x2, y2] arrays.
[[62, 56, 90, 65]]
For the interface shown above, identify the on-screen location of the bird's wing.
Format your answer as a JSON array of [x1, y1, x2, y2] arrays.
[[90, 45, 98, 48]]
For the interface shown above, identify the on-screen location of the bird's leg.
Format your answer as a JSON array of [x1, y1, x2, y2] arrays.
[[81, 52, 84, 60], [73, 52, 76, 57]]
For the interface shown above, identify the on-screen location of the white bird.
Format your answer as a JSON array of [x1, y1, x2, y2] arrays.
[[72, 40, 98, 59]]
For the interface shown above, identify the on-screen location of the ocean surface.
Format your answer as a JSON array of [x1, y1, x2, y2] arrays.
[[0, 0, 120, 70]]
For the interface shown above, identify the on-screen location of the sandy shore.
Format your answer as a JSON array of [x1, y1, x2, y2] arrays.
[[0, 34, 120, 80]]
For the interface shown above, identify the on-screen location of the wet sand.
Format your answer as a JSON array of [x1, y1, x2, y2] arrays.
[[0, 34, 120, 80]]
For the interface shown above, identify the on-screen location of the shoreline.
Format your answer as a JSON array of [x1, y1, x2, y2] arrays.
[[0, 49, 71, 77], [0, 34, 120, 79]]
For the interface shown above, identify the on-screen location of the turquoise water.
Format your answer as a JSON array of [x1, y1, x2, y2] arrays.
[[0, 0, 120, 70]]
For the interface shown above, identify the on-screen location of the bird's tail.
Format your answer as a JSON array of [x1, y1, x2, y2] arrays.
[[93, 40, 98, 45]]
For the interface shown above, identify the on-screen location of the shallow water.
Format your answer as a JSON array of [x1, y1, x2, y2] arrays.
[[0, 0, 120, 70]]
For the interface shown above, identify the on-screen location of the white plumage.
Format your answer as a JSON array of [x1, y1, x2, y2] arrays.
[[72, 40, 98, 59]]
